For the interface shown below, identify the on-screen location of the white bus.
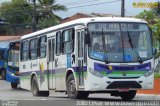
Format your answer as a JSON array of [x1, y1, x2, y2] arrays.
[[20, 17, 155, 101]]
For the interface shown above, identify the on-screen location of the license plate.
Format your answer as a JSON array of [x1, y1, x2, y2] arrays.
[[119, 88, 130, 92]]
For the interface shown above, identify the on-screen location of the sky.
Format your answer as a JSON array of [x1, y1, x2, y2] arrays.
[[0, 0, 158, 19]]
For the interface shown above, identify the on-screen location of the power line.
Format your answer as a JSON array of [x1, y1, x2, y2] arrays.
[[63, 0, 99, 6], [60, 0, 97, 5], [20, 3, 33, 18], [55, 8, 121, 13], [67, 0, 120, 9]]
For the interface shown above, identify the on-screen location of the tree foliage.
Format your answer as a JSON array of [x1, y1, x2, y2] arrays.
[[136, 9, 160, 50], [136, 10, 157, 23], [36, 0, 67, 29], [0, 0, 33, 25]]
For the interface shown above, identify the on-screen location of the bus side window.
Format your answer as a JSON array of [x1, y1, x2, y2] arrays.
[[29, 38, 38, 60], [39, 36, 47, 58], [21, 41, 29, 61], [62, 28, 74, 54], [56, 32, 61, 56]]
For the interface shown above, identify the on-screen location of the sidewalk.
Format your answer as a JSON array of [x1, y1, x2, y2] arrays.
[[137, 78, 160, 95], [136, 94, 160, 100]]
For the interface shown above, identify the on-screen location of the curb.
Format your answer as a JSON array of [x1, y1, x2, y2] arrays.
[[137, 94, 160, 97]]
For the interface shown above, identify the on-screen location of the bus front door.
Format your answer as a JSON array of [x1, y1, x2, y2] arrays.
[[47, 37, 56, 90], [77, 29, 85, 87]]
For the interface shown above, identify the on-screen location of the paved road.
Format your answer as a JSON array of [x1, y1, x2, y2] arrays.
[[0, 80, 160, 106]]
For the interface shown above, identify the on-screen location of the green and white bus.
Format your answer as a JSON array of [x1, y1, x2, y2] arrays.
[[19, 17, 154, 101]]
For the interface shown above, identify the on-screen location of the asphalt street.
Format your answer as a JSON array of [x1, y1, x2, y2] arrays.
[[0, 80, 160, 106]]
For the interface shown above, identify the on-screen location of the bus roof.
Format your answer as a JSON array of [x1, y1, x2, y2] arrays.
[[21, 17, 147, 40]]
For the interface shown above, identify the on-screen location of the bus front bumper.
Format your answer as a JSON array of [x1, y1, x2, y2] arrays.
[[84, 72, 154, 91]]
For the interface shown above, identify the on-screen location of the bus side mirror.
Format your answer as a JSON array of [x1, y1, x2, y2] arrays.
[[149, 27, 153, 35], [153, 47, 157, 55]]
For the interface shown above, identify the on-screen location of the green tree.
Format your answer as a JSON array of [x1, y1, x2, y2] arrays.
[[152, 2, 160, 17], [36, 0, 67, 29], [136, 10, 157, 24], [136, 10, 160, 50], [0, 0, 33, 25]]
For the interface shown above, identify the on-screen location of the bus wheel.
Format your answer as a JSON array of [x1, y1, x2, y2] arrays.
[[31, 76, 40, 96], [1, 69, 6, 80], [11, 83, 18, 89], [31, 76, 49, 97], [67, 74, 89, 99], [120, 90, 136, 101]]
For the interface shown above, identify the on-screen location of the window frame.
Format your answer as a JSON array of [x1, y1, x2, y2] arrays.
[[61, 28, 75, 54], [29, 38, 38, 60], [38, 35, 47, 58], [21, 40, 29, 61], [56, 31, 61, 56]]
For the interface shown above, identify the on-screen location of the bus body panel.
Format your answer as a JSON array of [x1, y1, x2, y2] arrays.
[[20, 60, 32, 90]]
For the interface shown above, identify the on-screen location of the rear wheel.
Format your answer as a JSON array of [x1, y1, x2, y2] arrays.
[[1, 69, 6, 80], [31, 76, 40, 96], [11, 83, 18, 89], [120, 90, 136, 101], [31, 76, 49, 97], [67, 74, 89, 99]]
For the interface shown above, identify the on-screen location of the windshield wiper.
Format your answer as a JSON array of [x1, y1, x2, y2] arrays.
[[127, 31, 143, 63], [101, 29, 109, 64]]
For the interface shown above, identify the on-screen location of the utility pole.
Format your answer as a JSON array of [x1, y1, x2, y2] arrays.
[[32, 0, 37, 32], [121, 0, 125, 17]]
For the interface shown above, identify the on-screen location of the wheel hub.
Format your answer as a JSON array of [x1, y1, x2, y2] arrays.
[[69, 80, 76, 94]]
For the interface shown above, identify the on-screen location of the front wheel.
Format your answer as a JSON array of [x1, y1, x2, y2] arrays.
[[120, 90, 137, 101], [11, 83, 18, 89], [67, 74, 89, 99]]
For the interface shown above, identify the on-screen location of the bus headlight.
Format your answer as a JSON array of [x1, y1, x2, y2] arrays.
[[7, 70, 18, 76], [144, 69, 154, 77], [89, 68, 104, 78]]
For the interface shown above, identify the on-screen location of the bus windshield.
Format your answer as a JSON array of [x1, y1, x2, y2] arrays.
[[88, 23, 153, 63], [8, 49, 19, 67]]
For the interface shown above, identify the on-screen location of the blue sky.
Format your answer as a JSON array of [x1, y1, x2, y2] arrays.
[[0, 0, 158, 19]]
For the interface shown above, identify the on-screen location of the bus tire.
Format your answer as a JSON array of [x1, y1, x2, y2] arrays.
[[31, 76, 40, 96], [120, 90, 136, 101], [67, 74, 89, 99], [1, 69, 6, 80], [31, 76, 49, 97], [11, 83, 18, 89]]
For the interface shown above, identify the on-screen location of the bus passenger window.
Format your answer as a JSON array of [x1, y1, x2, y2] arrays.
[[21, 41, 29, 61], [56, 32, 61, 56], [29, 38, 38, 60], [39, 36, 47, 58], [62, 28, 74, 54]]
